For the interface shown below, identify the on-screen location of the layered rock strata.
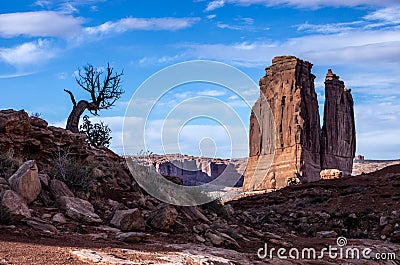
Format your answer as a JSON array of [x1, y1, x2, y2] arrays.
[[244, 56, 355, 191]]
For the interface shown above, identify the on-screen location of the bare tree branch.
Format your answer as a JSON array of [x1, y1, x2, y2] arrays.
[[64, 89, 77, 107], [65, 63, 124, 133]]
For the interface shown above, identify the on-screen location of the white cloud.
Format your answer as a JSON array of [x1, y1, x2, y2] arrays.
[[207, 14, 217, 19], [184, 29, 400, 67], [85, 17, 201, 35], [0, 11, 84, 38], [0, 39, 57, 67], [58, 3, 79, 14], [355, 99, 400, 159], [297, 21, 363, 34], [197, 90, 226, 96], [34, 0, 52, 8], [205, 0, 399, 10], [364, 6, 400, 23], [297, 7, 400, 34], [206, 0, 226, 11]]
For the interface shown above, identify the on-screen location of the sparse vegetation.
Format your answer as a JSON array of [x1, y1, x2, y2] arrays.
[[0, 150, 22, 179], [80, 115, 112, 147], [50, 149, 96, 191], [30, 112, 42, 118]]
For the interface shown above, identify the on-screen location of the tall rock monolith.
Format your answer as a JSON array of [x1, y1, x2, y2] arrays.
[[320, 69, 356, 176], [243, 56, 321, 191]]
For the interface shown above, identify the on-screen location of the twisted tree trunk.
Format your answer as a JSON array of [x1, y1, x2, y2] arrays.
[[66, 100, 91, 133]]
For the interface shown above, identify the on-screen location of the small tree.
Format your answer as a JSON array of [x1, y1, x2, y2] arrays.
[[64, 63, 123, 133], [80, 115, 112, 147]]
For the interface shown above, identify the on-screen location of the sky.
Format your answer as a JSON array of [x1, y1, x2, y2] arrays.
[[1, 0, 399, 159]]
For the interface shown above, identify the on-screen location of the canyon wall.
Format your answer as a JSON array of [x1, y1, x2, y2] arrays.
[[243, 56, 356, 191], [131, 154, 245, 187]]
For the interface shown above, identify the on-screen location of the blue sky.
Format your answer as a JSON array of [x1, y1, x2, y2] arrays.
[[1, 0, 399, 159]]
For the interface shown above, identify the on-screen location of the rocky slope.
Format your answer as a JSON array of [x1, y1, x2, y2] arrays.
[[0, 109, 399, 264]]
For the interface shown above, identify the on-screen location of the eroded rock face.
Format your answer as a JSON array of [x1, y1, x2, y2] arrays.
[[321, 70, 356, 177], [132, 154, 245, 187], [8, 160, 42, 204], [244, 57, 355, 191], [244, 56, 321, 191]]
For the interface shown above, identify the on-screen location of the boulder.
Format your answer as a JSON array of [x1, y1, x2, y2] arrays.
[[58, 196, 102, 224], [8, 160, 41, 203], [316, 230, 338, 238], [0, 177, 10, 193], [320, 169, 342, 179], [110, 209, 145, 232], [38, 173, 50, 187], [181, 206, 210, 223], [52, 213, 67, 224], [49, 179, 74, 199], [146, 203, 178, 231], [0, 190, 31, 223], [23, 217, 58, 233]]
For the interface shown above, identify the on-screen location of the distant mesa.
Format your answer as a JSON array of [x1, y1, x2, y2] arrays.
[[243, 55, 356, 192], [131, 154, 245, 187]]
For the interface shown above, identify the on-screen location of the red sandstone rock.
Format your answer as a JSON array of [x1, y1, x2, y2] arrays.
[[244, 57, 356, 191], [244, 56, 321, 191], [321, 69, 356, 177]]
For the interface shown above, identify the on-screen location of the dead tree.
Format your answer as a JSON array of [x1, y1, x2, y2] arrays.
[[64, 63, 124, 133]]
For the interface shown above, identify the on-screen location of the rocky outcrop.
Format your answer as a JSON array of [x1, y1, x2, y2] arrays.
[[244, 56, 355, 191], [321, 69, 356, 176], [244, 56, 321, 191], [8, 160, 41, 203], [0, 109, 132, 190], [0, 190, 31, 223]]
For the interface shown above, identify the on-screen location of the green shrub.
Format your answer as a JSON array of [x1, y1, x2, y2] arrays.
[[80, 115, 112, 148]]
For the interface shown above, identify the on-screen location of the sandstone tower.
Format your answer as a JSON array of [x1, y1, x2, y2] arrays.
[[243, 56, 356, 191], [321, 69, 356, 176]]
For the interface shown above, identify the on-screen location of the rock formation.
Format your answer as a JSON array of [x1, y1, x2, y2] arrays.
[[321, 69, 356, 176], [132, 154, 245, 187], [0, 109, 132, 190], [244, 56, 321, 191], [244, 56, 356, 191]]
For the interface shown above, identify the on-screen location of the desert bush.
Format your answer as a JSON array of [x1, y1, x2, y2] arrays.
[[50, 149, 96, 191], [0, 150, 22, 179], [80, 115, 112, 148]]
